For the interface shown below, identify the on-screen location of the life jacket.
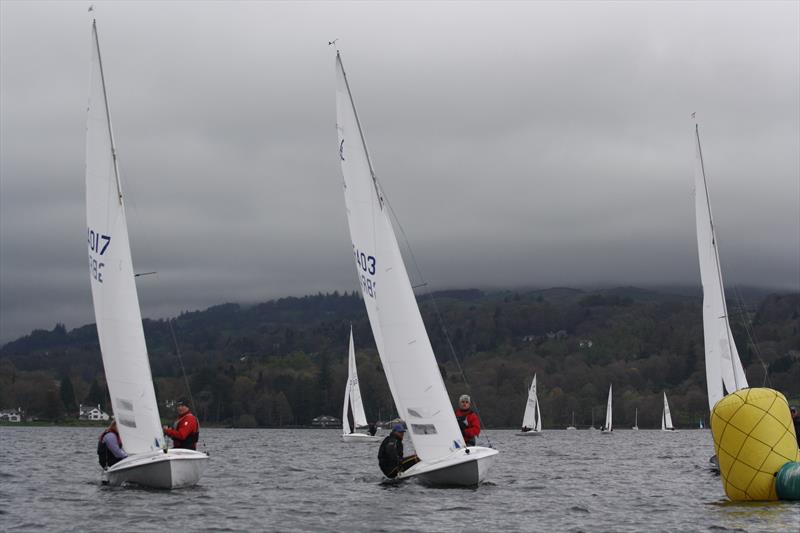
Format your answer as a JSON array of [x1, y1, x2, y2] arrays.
[[97, 429, 123, 469], [455, 408, 480, 446], [169, 412, 200, 450]]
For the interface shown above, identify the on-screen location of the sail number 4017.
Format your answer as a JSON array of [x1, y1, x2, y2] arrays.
[[88, 228, 111, 283], [353, 246, 377, 298]]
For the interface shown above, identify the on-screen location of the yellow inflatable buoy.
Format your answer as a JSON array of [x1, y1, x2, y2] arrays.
[[711, 388, 800, 501]]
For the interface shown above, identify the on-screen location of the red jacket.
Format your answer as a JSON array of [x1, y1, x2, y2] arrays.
[[164, 410, 200, 450], [454, 408, 481, 443]]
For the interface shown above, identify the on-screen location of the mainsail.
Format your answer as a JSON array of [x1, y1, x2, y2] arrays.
[[342, 328, 368, 433], [521, 374, 541, 431], [662, 392, 674, 430], [693, 122, 748, 411], [603, 384, 613, 431], [335, 52, 465, 462], [86, 20, 163, 454]]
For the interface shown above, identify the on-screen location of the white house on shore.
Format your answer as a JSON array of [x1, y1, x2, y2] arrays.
[[0, 407, 23, 423], [78, 404, 110, 421]]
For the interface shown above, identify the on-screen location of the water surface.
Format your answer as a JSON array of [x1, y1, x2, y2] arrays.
[[1, 427, 797, 531]]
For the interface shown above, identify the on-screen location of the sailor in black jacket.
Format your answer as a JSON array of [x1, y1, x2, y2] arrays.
[[378, 424, 419, 478]]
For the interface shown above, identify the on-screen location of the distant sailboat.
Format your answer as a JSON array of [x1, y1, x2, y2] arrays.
[[516, 374, 543, 436], [566, 411, 577, 430], [632, 408, 639, 431], [86, 18, 207, 488], [342, 328, 381, 442], [601, 385, 613, 433], [693, 120, 749, 413], [661, 392, 676, 431], [590, 407, 597, 431], [334, 50, 498, 485]]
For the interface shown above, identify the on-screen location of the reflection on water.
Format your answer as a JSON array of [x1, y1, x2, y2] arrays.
[[0, 427, 797, 531]]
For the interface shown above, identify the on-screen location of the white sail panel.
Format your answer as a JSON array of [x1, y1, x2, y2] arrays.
[[604, 384, 613, 431], [521, 374, 538, 429], [693, 123, 748, 411], [347, 329, 369, 428], [335, 53, 464, 462], [662, 392, 674, 430], [86, 21, 163, 455]]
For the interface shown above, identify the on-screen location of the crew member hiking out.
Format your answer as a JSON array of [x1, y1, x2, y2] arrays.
[[378, 424, 420, 478], [97, 420, 127, 468], [163, 399, 200, 450], [455, 394, 481, 446]]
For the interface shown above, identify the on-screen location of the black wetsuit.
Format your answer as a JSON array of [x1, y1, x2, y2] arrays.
[[378, 433, 404, 478]]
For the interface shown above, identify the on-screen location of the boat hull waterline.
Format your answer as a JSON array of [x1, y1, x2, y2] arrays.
[[106, 449, 209, 489], [341, 432, 382, 443], [515, 430, 544, 437], [398, 446, 499, 486]]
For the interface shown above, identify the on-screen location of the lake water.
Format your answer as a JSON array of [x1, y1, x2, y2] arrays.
[[1, 427, 797, 532]]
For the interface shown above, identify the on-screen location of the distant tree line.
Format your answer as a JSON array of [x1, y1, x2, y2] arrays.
[[1, 287, 798, 428]]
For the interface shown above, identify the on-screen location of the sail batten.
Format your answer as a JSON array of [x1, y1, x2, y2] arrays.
[[335, 52, 464, 462], [86, 21, 163, 454]]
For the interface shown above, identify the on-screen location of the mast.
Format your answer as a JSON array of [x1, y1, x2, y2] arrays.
[[91, 20, 123, 204]]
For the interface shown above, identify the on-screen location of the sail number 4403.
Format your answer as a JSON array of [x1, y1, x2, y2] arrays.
[[88, 228, 111, 283], [353, 246, 377, 298]]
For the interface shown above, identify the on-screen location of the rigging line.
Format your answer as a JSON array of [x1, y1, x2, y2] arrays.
[[382, 194, 493, 448], [732, 285, 770, 387], [167, 318, 195, 411]]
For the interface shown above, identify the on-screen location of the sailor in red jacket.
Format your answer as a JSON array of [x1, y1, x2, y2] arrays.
[[454, 394, 481, 446], [163, 399, 200, 450]]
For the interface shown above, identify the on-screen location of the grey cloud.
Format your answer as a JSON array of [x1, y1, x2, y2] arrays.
[[1, 1, 798, 342]]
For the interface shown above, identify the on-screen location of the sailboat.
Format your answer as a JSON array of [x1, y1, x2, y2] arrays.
[[342, 328, 381, 442], [566, 411, 577, 430], [631, 407, 639, 430], [86, 19, 208, 488], [661, 392, 677, 431], [601, 385, 613, 433], [590, 407, 597, 430], [516, 374, 542, 436], [693, 120, 749, 413], [334, 50, 498, 485]]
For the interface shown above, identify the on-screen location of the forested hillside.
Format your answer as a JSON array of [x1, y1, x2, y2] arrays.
[[1, 287, 798, 429]]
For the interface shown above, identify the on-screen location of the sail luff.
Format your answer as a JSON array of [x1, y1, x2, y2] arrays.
[[86, 20, 163, 454]]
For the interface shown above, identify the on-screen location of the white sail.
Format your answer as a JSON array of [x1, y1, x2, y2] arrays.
[[521, 374, 541, 431], [603, 385, 613, 431], [85, 21, 164, 455], [335, 52, 465, 462], [662, 392, 674, 430], [693, 122, 748, 411], [342, 328, 369, 435]]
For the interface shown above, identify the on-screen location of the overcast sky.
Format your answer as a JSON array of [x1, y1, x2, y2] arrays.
[[1, 1, 798, 343]]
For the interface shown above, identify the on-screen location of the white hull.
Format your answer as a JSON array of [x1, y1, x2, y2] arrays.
[[341, 432, 382, 443], [601, 430, 613, 434], [661, 428, 678, 432], [515, 430, 544, 437], [566, 426, 577, 430], [106, 449, 208, 489], [632, 426, 639, 431], [398, 446, 498, 486]]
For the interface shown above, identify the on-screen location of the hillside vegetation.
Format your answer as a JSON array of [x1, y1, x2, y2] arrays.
[[1, 287, 797, 429]]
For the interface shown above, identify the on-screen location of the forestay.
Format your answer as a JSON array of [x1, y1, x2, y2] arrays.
[[335, 52, 465, 462], [342, 328, 368, 433], [86, 20, 163, 455], [693, 123, 748, 411]]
